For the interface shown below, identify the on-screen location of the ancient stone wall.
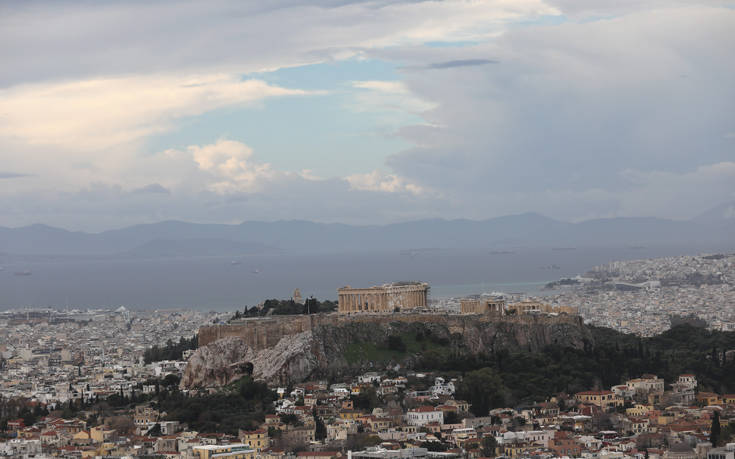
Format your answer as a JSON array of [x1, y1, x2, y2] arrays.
[[198, 312, 583, 348]]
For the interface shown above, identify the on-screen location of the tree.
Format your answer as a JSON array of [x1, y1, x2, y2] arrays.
[[710, 411, 721, 446], [423, 441, 448, 452], [387, 335, 406, 353], [280, 414, 301, 426], [352, 387, 379, 411], [148, 423, 162, 436], [346, 433, 381, 451], [457, 367, 506, 416], [482, 435, 498, 457], [107, 415, 135, 435], [305, 297, 319, 314], [162, 374, 181, 388], [314, 410, 327, 441], [444, 411, 460, 425]]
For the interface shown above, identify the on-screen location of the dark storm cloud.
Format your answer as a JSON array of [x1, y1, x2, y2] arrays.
[[385, 6, 735, 220], [427, 59, 498, 69], [132, 183, 171, 195], [0, 171, 30, 179]]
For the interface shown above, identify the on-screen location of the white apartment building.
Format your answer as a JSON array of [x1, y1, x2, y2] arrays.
[[407, 406, 444, 426]]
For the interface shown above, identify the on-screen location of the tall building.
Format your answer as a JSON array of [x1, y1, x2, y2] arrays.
[[337, 282, 429, 314]]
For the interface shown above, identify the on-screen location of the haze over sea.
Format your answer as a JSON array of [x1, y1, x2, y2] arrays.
[[1, 244, 730, 310]]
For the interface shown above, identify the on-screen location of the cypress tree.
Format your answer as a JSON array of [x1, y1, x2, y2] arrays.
[[710, 411, 721, 446]]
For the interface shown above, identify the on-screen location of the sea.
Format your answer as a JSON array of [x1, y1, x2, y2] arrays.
[[0, 244, 731, 311]]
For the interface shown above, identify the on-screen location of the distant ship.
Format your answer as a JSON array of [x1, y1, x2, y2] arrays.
[[14, 270, 32, 276], [252, 269, 261, 274], [231, 260, 242, 266]]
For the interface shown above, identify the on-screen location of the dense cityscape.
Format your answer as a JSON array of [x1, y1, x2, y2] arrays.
[[4, 0, 735, 457], [0, 254, 734, 458], [545, 254, 735, 336]]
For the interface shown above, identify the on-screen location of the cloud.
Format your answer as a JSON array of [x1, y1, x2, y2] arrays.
[[0, 74, 315, 152], [545, 0, 726, 18], [0, 168, 446, 232], [179, 139, 277, 194], [345, 170, 427, 195], [351, 80, 436, 115], [426, 59, 498, 69], [617, 162, 735, 217], [162, 139, 427, 197], [383, 6, 735, 219], [132, 183, 171, 195], [0, 171, 30, 179], [0, 0, 558, 87], [1, 1, 733, 229]]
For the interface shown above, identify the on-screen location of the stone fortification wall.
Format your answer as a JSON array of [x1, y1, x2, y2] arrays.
[[198, 312, 584, 349], [198, 315, 314, 349]]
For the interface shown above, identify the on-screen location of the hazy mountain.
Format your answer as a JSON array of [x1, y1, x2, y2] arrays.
[[0, 207, 733, 257]]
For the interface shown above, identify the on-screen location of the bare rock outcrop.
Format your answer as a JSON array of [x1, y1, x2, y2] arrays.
[[181, 331, 319, 389], [180, 337, 251, 389], [246, 330, 318, 383]]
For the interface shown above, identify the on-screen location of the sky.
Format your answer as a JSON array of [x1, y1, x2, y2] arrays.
[[1, 0, 734, 231]]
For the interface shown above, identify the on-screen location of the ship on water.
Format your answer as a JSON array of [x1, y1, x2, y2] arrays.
[[14, 270, 32, 276]]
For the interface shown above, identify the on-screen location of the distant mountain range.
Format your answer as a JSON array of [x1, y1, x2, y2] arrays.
[[1, 202, 733, 257]]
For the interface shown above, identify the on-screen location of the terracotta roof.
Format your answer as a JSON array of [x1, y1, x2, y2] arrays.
[[412, 406, 439, 412]]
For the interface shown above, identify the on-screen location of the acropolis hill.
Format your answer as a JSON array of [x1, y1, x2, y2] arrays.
[[185, 312, 589, 389]]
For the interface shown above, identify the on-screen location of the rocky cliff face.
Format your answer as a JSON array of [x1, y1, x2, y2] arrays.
[[181, 314, 591, 389]]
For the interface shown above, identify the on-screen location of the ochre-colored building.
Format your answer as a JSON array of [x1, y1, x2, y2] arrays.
[[239, 428, 269, 451], [460, 298, 505, 315], [575, 390, 624, 410], [337, 282, 428, 314]]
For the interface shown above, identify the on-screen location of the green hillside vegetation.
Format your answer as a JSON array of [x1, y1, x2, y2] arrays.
[[344, 329, 452, 365], [158, 376, 276, 434], [451, 324, 735, 413], [344, 324, 735, 414], [230, 298, 338, 320], [143, 335, 198, 364]]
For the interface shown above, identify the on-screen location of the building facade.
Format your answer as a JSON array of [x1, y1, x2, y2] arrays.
[[574, 390, 624, 410], [406, 406, 444, 426], [193, 444, 256, 459], [337, 282, 429, 314], [460, 298, 505, 315]]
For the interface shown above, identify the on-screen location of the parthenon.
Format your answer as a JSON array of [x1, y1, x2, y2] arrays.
[[337, 282, 429, 314]]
